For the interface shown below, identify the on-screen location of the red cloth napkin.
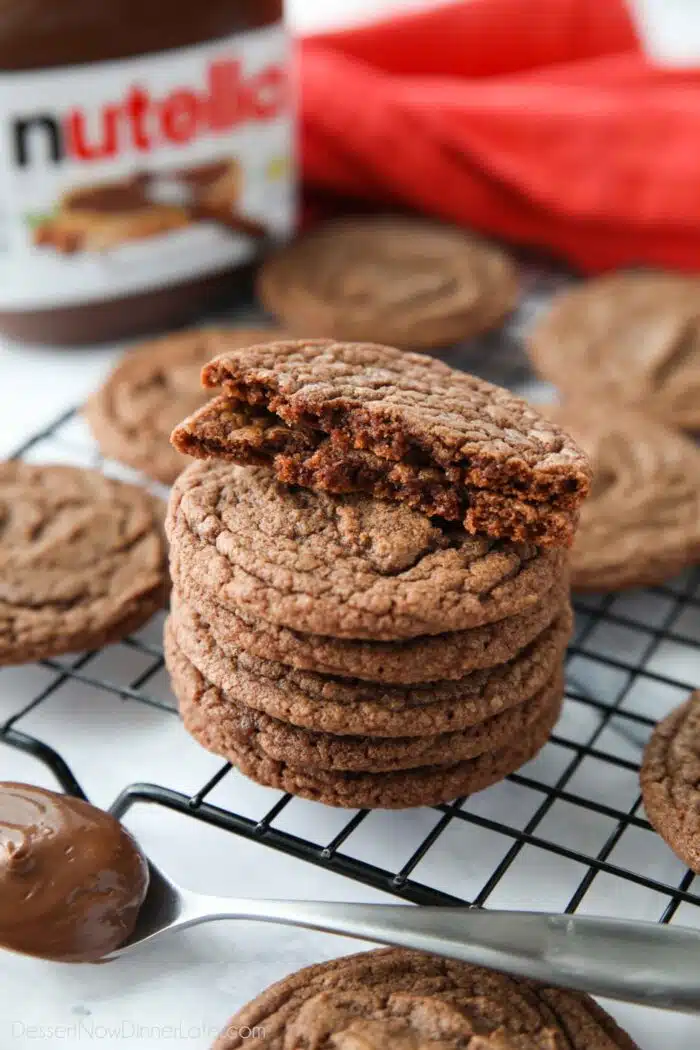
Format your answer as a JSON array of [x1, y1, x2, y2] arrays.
[[300, 0, 700, 273]]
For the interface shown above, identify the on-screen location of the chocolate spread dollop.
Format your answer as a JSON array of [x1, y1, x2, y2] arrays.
[[0, 782, 149, 962]]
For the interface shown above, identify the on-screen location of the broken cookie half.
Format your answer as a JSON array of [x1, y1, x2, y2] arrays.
[[171, 338, 590, 549]]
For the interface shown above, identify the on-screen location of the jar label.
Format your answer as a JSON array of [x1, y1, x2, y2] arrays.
[[0, 23, 295, 311]]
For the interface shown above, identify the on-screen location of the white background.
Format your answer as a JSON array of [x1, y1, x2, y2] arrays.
[[2, 3, 700, 1049]]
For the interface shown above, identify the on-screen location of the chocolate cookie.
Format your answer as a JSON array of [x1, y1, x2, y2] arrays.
[[641, 691, 700, 873], [85, 327, 286, 484], [168, 595, 571, 737], [182, 692, 561, 809], [166, 461, 566, 641], [171, 340, 590, 548], [0, 463, 167, 665], [171, 640, 562, 809], [166, 621, 563, 772], [174, 571, 569, 684], [257, 217, 519, 350], [528, 271, 700, 431], [547, 403, 700, 591], [213, 948, 639, 1050]]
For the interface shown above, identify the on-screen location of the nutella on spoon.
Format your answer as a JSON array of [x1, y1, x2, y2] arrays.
[[0, 782, 148, 962]]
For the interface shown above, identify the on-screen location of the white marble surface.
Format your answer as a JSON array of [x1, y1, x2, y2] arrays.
[[3, 2, 700, 1048]]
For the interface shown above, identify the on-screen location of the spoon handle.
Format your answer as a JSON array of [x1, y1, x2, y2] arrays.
[[210, 899, 700, 1012]]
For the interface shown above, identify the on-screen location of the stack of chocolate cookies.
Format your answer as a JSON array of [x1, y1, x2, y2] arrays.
[[165, 340, 590, 809]]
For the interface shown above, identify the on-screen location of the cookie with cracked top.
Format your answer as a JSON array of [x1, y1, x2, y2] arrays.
[[168, 593, 572, 738], [171, 339, 591, 548], [166, 619, 564, 772], [174, 640, 562, 808], [256, 216, 519, 349], [641, 691, 700, 873], [186, 699, 560, 808], [166, 460, 567, 641], [85, 327, 287, 484], [0, 462, 167, 666], [546, 403, 700, 591], [528, 271, 700, 432], [173, 570, 569, 684], [212, 948, 639, 1050]]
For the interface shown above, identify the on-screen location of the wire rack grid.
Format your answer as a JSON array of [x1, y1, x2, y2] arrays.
[[2, 292, 700, 937]]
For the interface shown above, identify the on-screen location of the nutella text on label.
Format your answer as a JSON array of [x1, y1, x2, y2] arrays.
[[0, 21, 296, 317], [13, 58, 289, 166]]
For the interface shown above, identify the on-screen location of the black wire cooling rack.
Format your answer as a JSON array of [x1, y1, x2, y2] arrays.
[[3, 356, 700, 924]]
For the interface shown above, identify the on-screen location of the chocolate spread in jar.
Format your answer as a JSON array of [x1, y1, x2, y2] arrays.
[[0, 782, 149, 962], [0, 0, 294, 344]]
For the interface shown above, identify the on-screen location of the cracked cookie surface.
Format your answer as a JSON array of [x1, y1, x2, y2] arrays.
[[641, 691, 700, 873], [214, 948, 639, 1050], [256, 217, 519, 349], [85, 327, 286, 484], [175, 645, 562, 809], [168, 594, 571, 737], [166, 620, 563, 772], [528, 271, 700, 432], [171, 340, 590, 548], [547, 403, 700, 591], [172, 571, 569, 684], [0, 463, 167, 665], [166, 461, 566, 641]]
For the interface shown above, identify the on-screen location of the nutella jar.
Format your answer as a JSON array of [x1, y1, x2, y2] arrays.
[[0, 1, 295, 344]]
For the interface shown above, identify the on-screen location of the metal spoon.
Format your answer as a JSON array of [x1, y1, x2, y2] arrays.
[[107, 861, 700, 1013]]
